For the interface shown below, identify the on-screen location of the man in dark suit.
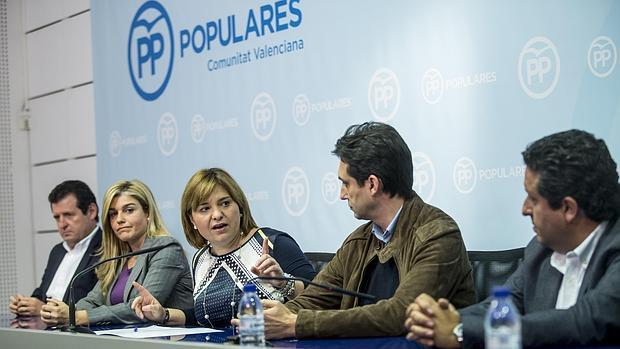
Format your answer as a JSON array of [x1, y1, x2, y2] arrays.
[[9, 180, 102, 317], [405, 129, 620, 348]]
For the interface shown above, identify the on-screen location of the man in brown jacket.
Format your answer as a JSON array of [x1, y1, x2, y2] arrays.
[[241, 122, 475, 339]]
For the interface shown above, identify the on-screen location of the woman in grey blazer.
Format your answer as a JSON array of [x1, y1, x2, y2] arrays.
[[41, 179, 193, 326]]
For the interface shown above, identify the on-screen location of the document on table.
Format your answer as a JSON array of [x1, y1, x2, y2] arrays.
[[94, 325, 223, 339]]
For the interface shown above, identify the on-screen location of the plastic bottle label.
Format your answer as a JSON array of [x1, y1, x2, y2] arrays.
[[239, 314, 265, 346], [485, 326, 522, 349]]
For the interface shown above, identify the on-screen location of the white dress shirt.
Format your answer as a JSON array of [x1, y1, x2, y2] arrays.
[[551, 221, 607, 309], [46, 226, 98, 300]]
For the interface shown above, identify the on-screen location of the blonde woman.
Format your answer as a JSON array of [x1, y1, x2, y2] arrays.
[[41, 180, 192, 326], [132, 168, 316, 328]]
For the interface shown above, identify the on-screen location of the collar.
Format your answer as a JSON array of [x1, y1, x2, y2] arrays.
[[550, 221, 608, 273], [372, 205, 403, 244], [62, 225, 99, 252]]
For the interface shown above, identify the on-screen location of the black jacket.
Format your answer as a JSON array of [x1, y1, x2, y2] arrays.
[[31, 228, 102, 303]]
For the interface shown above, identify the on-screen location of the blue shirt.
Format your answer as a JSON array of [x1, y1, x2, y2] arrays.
[[371, 205, 403, 244]]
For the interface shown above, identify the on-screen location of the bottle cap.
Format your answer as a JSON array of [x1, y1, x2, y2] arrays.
[[243, 283, 257, 292], [491, 286, 510, 297]]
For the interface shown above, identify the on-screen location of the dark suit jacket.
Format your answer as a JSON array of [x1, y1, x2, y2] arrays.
[[460, 217, 620, 348], [31, 228, 102, 303]]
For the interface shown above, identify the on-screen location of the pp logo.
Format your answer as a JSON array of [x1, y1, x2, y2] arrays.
[[518, 36, 560, 99], [157, 112, 178, 156], [588, 36, 617, 78], [368, 68, 400, 122], [321, 172, 340, 205], [127, 1, 174, 101], [292, 94, 311, 126], [109, 131, 122, 157], [421, 68, 444, 104], [453, 157, 477, 194], [281, 167, 310, 216], [412, 152, 436, 202], [251, 92, 277, 141], [190, 113, 206, 143]]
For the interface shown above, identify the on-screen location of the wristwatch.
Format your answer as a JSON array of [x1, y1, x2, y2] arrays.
[[278, 273, 296, 298], [159, 308, 170, 325], [452, 323, 463, 343]]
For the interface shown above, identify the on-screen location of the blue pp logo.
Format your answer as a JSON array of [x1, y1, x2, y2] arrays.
[[128, 1, 174, 101]]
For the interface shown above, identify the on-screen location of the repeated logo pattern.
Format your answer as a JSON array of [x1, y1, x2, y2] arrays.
[[158, 112, 178, 156], [281, 167, 310, 216], [368, 68, 400, 121], [251, 92, 277, 141], [588, 36, 617, 78], [518, 36, 560, 99]]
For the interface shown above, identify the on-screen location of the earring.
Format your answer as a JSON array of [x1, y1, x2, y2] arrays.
[[193, 224, 198, 230]]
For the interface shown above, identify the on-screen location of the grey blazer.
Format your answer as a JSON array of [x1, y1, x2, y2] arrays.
[[76, 236, 193, 325], [459, 217, 620, 348]]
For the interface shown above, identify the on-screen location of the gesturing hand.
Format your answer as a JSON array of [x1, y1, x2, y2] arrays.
[[131, 281, 165, 323], [251, 238, 286, 288]]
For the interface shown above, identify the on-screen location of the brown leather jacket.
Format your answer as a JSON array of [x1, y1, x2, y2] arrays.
[[286, 193, 475, 338]]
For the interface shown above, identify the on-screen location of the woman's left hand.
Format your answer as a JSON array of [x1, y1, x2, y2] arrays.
[[251, 238, 286, 288], [40, 299, 69, 326]]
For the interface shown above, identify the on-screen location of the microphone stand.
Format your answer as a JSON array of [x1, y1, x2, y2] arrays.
[[62, 241, 179, 334], [255, 275, 377, 301]]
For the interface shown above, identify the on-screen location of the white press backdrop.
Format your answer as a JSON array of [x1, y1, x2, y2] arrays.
[[92, 0, 620, 255]]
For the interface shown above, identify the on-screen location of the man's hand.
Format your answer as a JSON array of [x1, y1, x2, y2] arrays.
[[9, 295, 44, 316], [40, 298, 69, 326], [263, 300, 297, 339], [231, 300, 297, 339], [131, 281, 165, 322], [404, 293, 462, 348]]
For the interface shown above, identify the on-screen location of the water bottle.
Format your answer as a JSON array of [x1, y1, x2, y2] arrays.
[[484, 286, 522, 349], [238, 283, 265, 347]]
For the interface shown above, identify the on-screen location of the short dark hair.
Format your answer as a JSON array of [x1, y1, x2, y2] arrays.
[[522, 129, 620, 222], [332, 122, 414, 199], [48, 180, 99, 222]]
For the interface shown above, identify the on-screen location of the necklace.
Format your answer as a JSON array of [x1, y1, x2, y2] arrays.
[[199, 252, 243, 328]]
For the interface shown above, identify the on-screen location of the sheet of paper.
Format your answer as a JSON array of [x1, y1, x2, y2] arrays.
[[94, 325, 223, 339]]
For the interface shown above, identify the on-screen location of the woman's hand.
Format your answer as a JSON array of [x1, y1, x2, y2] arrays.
[[131, 281, 165, 322], [251, 239, 286, 288]]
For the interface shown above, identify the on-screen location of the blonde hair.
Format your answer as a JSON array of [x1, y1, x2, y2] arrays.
[[181, 168, 257, 249], [97, 179, 169, 296]]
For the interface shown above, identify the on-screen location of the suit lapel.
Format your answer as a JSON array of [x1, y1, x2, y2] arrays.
[[43, 246, 68, 297], [62, 228, 102, 301], [534, 257, 562, 310], [578, 219, 616, 298], [123, 237, 152, 301]]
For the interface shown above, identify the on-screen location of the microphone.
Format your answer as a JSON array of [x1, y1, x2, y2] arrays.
[[254, 275, 377, 301], [64, 241, 180, 333], [224, 275, 376, 346]]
